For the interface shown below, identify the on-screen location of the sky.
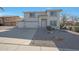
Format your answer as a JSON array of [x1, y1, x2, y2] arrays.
[[0, 7, 79, 17]]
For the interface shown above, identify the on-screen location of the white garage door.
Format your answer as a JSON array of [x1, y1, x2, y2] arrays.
[[16, 22, 24, 28], [24, 21, 38, 28]]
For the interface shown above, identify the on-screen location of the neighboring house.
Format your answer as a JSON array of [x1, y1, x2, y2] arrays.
[[0, 16, 20, 26], [65, 20, 75, 26], [17, 10, 62, 29]]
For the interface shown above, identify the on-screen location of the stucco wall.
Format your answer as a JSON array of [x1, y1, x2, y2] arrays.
[[24, 12, 46, 21], [17, 11, 61, 29], [47, 12, 60, 29]]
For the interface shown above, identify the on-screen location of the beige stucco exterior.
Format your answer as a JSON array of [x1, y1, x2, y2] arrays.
[[17, 10, 62, 29]]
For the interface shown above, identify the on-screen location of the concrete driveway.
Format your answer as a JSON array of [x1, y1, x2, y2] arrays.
[[0, 26, 79, 51], [0, 26, 37, 45], [30, 28, 79, 51], [0, 27, 58, 51]]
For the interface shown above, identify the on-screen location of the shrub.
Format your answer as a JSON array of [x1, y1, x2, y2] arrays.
[[60, 23, 67, 29], [75, 22, 79, 26], [74, 26, 79, 32], [46, 26, 52, 31], [52, 28, 55, 30], [60, 23, 64, 29], [67, 26, 72, 30]]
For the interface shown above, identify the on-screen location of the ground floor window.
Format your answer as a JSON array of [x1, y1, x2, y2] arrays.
[[50, 20, 57, 26]]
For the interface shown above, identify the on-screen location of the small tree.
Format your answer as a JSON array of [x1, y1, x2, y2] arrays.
[[60, 14, 68, 29]]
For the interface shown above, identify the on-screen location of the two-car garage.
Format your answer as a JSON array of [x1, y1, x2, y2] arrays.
[[16, 21, 39, 29]]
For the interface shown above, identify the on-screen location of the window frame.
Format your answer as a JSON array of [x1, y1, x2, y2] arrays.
[[29, 13, 35, 17], [50, 20, 57, 26], [50, 12, 57, 16]]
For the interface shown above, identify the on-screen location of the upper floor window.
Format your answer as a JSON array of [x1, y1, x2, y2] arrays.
[[50, 12, 57, 16], [29, 13, 35, 17]]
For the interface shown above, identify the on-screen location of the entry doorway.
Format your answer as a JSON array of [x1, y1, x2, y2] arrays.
[[41, 19, 47, 28]]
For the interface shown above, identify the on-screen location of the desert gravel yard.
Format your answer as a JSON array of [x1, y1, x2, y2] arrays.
[[0, 26, 79, 51]]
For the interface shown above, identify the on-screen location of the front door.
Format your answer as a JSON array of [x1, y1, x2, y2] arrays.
[[41, 19, 47, 28]]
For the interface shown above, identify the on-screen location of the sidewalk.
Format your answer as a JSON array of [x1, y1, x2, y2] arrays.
[[0, 43, 78, 51], [0, 43, 58, 51]]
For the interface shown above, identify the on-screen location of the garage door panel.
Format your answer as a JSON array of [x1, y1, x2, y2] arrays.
[[17, 22, 24, 28], [24, 22, 38, 28]]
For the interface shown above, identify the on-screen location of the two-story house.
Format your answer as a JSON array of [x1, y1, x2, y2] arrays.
[[17, 10, 62, 29]]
